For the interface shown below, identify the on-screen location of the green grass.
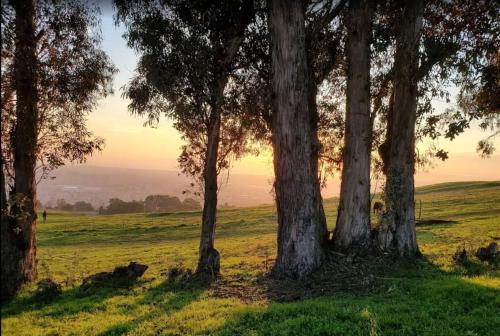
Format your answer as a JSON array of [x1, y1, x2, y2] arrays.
[[1, 181, 499, 335]]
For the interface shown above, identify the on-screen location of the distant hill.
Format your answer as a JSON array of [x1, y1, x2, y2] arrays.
[[415, 181, 500, 194], [37, 164, 499, 209], [37, 165, 277, 208], [322, 180, 500, 204]]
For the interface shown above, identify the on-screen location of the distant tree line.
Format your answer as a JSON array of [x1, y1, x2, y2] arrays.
[[98, 198, 144, 215], [50, 199, 95, 213], [97, 195, 201, 215], [42, 195, 201, 215], [144, 195, 201, 213]]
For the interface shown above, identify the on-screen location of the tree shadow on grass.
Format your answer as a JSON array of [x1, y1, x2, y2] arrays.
[[211, 255, 500, 336], [0, 277, 151, 319], [97, 273, 211, 336]]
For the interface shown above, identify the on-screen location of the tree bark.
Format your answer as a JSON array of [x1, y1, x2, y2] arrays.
[[1, 154, 13, 301], [197, 87, 223, 276], [1, 0, 39, 302], [307, 83, 328, 252], [269, 0, 327, 279], [333, 0, 374, 251], [377, 0, 423, 256]]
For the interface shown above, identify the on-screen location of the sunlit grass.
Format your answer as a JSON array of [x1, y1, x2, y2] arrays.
[[1, 181, 499, 335]]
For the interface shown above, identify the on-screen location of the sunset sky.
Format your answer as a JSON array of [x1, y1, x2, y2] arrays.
[[82, 5, 499, 195]]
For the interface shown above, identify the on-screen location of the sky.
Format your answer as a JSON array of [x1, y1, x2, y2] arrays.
[[81, 4, 500, 195]]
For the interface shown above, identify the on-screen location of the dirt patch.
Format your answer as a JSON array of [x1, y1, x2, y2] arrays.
[[209, 251, 410, 303], [416, 219, 458, 226]]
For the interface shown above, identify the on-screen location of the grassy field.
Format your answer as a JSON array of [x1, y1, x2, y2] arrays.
[[1, 181, 499, 335]]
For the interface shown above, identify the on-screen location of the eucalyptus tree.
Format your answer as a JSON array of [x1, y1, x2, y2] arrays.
[[0, 0, 38, 302], [0, 0, 115, 301], [374, 0, 498, 255], [332, 0, 374, 251], [374, 0, 424, 256], [115, 0, 254, 275], [267, 0, 347, 278], [237, 0, 346, 277], [1, 1, 114, 184]]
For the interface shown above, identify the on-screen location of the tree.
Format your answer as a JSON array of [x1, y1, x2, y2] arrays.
[[144, 195, 182, 212], [1, 0, 38, 302], [371, 0, 499, 166], [101, 198, 144, 215], [376, 0, 423, 256], [1, 0, 115, 301], [144, 195, 202, 212], [1, 0, 115, 184], [55, 198, 74, 212], [236, 0, 349, 186], [333, 0, 374, 251], [181, 198, 201, 211], [72, 201, 94, 212], [269, 0, 331, 278], [367, 0, 498, 255], [115, 0, 254, 275], [427, 0, 499, 157], [236, 1, 349, 275]]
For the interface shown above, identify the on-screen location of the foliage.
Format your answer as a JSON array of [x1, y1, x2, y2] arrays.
[[372, 0, 500, 164], [52, 199, 95, 212], [0, 0, 116, 185], [115, 0, 256, 191], [3, 193, 30, 224], [99, 198, 144, 215], [144, 195, 201, 213]]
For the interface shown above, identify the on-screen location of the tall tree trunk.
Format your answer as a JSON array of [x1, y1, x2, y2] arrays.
[[333, 0, 374, 251], [269, 0, 327, 279], [377, 0, 423, 256], [196, 78, 226, 276], [1, 0, 39, 302]]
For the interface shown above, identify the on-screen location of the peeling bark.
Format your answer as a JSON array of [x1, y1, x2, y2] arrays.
[[333, 0, 374, 251], [377, 0, 423, 256], [269, 0, 327, 279]]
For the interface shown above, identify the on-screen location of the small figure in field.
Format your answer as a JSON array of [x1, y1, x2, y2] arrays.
[[42, 210, 47, 224], [373, 202, 384, 215]]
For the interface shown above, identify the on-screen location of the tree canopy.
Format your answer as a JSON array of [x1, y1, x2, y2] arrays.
[[1, 0, 116, 184]]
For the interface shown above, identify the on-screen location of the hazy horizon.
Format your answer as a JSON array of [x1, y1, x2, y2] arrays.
[[38, 155, 500, 208]]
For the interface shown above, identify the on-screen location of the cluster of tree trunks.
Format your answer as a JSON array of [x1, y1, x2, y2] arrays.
[[331, 0, 423, 257], [270, 0, 424, 277], [1, 0, 39, 302]]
